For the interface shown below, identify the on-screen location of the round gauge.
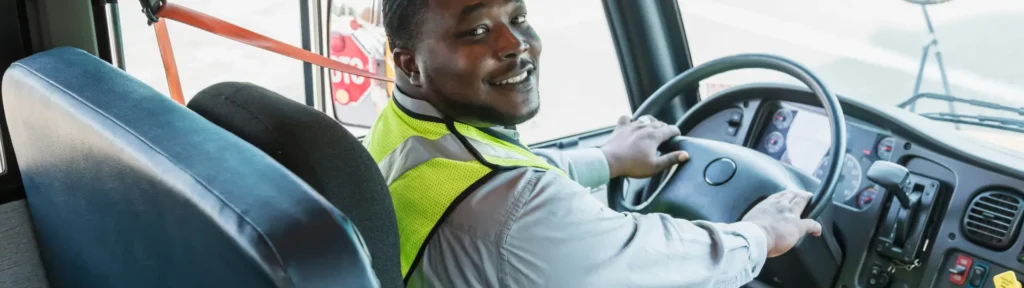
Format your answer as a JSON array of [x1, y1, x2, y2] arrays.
[[813, 153, 864, 201], [772, 109, 794, 129], [857, 186, 880, 208], [877, 137, 896, 160], [765, 131, 785, 153]]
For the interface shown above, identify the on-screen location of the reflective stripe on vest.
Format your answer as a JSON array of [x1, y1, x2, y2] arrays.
[[364, 99, 565, 282]]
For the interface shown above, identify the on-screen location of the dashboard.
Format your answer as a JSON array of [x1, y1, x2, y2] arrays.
[[679, 84, 1024, 288]]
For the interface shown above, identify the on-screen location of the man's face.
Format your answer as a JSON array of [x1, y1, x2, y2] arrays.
[[405, 0, 542, 126]]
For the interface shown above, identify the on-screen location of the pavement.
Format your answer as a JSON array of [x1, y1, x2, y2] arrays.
[[116, 0, 1024, 149]]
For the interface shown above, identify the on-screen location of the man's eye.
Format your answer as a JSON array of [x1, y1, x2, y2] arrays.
[[512, 15, 527, 25], [469, 26, 488, 36]]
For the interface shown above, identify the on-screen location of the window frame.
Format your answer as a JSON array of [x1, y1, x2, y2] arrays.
[[300, 0, 318, 107], [313, 0, 390, 131], [602, 0, 699, 125]]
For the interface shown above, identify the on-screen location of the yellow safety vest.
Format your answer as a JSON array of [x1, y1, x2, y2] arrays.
[[363, 98, 565, 282]]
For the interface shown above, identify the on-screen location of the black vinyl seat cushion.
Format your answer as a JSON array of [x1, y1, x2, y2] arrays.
[[1, 47, 378, 287], [188, 82, 401, 288]]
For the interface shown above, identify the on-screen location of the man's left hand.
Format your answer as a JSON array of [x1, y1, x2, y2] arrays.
[[600, 115, 690, 179]]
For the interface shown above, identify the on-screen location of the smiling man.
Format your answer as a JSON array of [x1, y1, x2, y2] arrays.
[[363, 0, 822, 286]]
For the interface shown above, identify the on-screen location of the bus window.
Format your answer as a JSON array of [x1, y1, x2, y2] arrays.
[[117, 0, 307, 105], [327, 0, 392, 130]]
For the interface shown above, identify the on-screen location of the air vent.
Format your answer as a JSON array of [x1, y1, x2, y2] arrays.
[[963, 191, 1024, 250]]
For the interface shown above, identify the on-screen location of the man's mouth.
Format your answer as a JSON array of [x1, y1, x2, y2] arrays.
[[488, 64, 535, 87], [492, 71, 530, 85]]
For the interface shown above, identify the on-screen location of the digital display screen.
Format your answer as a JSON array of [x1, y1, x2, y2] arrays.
[[779, 108, 830, 177]]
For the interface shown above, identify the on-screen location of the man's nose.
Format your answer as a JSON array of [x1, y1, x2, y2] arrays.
[[494, 27, 530, 60]]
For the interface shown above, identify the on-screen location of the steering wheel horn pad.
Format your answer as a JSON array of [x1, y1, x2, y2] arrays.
[[704, 157, 737, 186], [656, 137, 806, 222]]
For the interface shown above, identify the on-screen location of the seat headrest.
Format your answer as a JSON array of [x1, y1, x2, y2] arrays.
[[188, 82, 402, 288], [1, 47, 379, 287]]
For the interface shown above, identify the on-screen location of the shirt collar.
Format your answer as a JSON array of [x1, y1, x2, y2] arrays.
[[392, 89, 522, 142], [393, 88, 444, 119]]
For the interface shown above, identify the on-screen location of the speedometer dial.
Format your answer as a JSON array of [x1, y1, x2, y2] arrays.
[[772, 109, 794, 129], [857, 186, 879, 208], [876, 137, 895, 160], [765, 131, 785, 153], [813, 153, 863, 202]]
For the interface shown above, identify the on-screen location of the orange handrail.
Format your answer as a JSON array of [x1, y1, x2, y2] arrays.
[[149, 1, 394, 104], [153, 19, 185, 104]]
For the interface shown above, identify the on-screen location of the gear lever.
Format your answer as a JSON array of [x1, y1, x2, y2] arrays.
[[867, 161, 914, 209], [868, 161, 940, 263]]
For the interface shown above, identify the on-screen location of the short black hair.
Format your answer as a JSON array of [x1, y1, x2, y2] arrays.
[[382, 0, 428, 52]]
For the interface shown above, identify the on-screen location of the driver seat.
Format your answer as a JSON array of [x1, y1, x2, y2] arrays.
[[186, 82, 403, 288]]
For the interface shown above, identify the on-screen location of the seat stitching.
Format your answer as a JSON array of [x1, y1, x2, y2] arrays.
[[216, 85, 284, 158]]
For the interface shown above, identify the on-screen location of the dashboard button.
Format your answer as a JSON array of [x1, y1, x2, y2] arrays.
[[866, 264, 889, 288], [968, 264, 987, 287], [867, 272, 890, 288], [877, 274, 890, 287], [949, 254, 973, 285], [726, 126, 738, 136], [728, 111, 743, 126], [870, 265, 882, 276]]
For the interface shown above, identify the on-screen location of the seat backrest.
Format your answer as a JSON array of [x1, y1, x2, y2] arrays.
[[1, 47, 379, 288], [187, 82, 402, 288]]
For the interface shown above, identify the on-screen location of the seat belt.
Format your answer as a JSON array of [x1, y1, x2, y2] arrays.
[[140, 0, 393, 105]]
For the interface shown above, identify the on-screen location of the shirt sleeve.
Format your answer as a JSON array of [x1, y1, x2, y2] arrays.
[[501, 169, 769, 288], [531, 147, 610, 189]]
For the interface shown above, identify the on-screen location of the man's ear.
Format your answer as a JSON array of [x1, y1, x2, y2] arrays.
[[392, 48, 423, 87]]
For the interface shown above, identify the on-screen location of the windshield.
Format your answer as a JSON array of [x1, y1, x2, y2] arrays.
[[679, 0, 1024, 152]]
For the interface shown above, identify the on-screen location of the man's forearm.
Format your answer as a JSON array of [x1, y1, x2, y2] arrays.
[[689, 220, 771, 287], [532, 147, 610, 188]]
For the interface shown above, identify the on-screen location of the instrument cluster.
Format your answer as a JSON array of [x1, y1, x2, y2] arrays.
[[755, 103, 898, 209]]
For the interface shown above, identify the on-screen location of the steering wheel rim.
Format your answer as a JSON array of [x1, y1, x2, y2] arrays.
[[610, 54, 846, 220]]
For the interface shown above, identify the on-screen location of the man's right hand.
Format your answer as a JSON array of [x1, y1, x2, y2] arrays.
[[741, 190, 823, 258], [599, 115, 689, 179]]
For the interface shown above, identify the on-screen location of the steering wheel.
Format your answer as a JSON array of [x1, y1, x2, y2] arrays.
[[607, 54, 846, 222]]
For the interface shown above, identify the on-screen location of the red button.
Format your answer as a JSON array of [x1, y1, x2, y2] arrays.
[[950, 274, 964, 284], [957, 256, 971, 266], [950, 255, 973, 285]]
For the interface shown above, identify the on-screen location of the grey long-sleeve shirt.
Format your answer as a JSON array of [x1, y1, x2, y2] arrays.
[[395, 92, 768, 288]]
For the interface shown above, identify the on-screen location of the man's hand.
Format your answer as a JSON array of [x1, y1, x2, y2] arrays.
[[600, 115, 690, 179], [741, 190, 823, 258]]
